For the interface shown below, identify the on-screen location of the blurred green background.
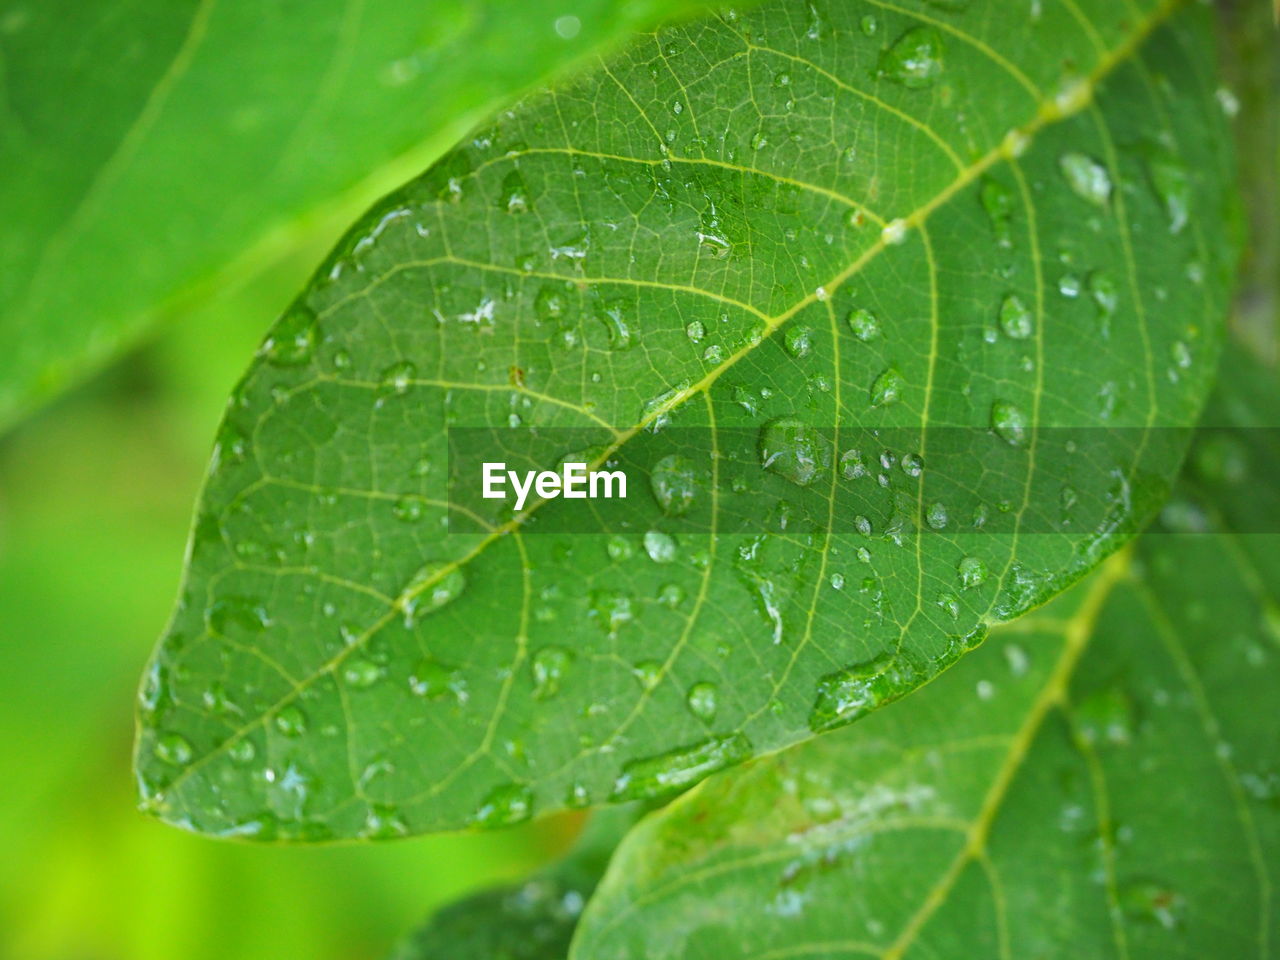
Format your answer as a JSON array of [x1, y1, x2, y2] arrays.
[[0, 241, 579, 960]]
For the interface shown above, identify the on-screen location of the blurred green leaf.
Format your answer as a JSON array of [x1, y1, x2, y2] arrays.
[[0, 0, 718, 427], [389, 806, 640, 960], [569, 347, 1280, 958], [136, 0, 1237, 840]]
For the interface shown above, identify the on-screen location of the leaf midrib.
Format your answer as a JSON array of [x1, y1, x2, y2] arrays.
[[154, 0, 1185, 806]]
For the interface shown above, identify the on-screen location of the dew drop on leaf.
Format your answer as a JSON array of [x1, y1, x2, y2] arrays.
[[606, 534, 634, 561], [759, 417, 832, 487], [379, 360, 417, 396], [846, 307, 881, 342], [643, 530, 678, 564], [999, 293, 1034, 339], [1118, 879, 1184, 930], [409, 658, 467, 701], [957, 556, 988, 589], [1088, 270, 1119, 316], [990, 399, 1028, 445], [1073, 685, 1135, 747], [1058, 152, 1112, 206], [399, 562, 467, 626], [274, 705, 308, 737], [596, 300, 633, 350], [531, 645, 573, 699], [650, 454, 699, 516], [878, 26, 945, 88], [685, 681, 718, 722], [498, 170, 532, 214], [471, 783, 533, 828], [784, 325, 814, 358], [632, 659, 662, 690], [343, 659, 384, 689], [1143, 147, 1190, 234], [979, 178, 1014, 246], [263, 304, 319, 367], [869, 367, 904, 407], [155, 732, 193, 766], [610, 734, 752, 800], [589, 591, 635, 634]]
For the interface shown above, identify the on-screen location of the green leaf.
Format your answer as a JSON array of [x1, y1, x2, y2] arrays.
[[135, 0, 1238, 840], [388, 806, 641, 960], [0, 0, 714, 427], [569, 351, 1280, 958]]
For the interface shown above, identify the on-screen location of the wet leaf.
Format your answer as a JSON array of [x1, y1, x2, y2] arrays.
[[570, 349, 1280, 958], [136, 0, 1239, 839], [389, 806, 640, 960]]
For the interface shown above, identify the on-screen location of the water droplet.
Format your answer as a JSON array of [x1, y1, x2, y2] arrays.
[[263, 305, 318, 366], [229, 739, 257, 764], [606, 535, 634, 560], [155, 732, 193, 766], [1143, 147, 1190, 234], [596, 300, 633, 350], [1119, 879, 1184, 930], [532, 646, 573, 699], [498, 170, 531, 214], [829, 572, 846, 590], [399, 562, 466, 626], [860, 14, 878, 35], [840, 448, 868, 479], [657, 582, 686, 606], [632, 660, 662, 690], [979, 178, 1014, 246], [362, 803, 409, 839], [610, 733, 752, 800], [1059, 152, 1111, 207], [393, 496, 424, 523], [990, 399, 1028, 445], [640, 380, 691, 433], [274, 705, 308, 737], [686, 682, 718, 722], [472, 783, 533, 827], [881, 218, 909, 245], [1215, 85, 1241, 117], [926, 502, 949, 529], [958, 556, 988, 589], [685, 320, 706, 342], [998, 294, 1034, 339], [643, 530, 678, 563], [869, 367, 904, 407], [379, 360, 417, 396], [206, 596, 270, 635], [409, 658, 467, 701], [343, 659, 384, 689], [1088, 270, 1119, 317], [847, 307, 881, 342], [589, 591, 634, 634], [650, 454, 699, 516], [1073, 685, 1135, 747], [784, 325, 814, 358], [809, 652, 920, 732], [759, 417, 832, 487], [936, 592, 959, 619], [878, 26, 945, 88], [534, 284, 569, 324]]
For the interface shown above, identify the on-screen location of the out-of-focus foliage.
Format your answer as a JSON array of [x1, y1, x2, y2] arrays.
[[0, 258, 577, 960], [0, 0, 718, 428]]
